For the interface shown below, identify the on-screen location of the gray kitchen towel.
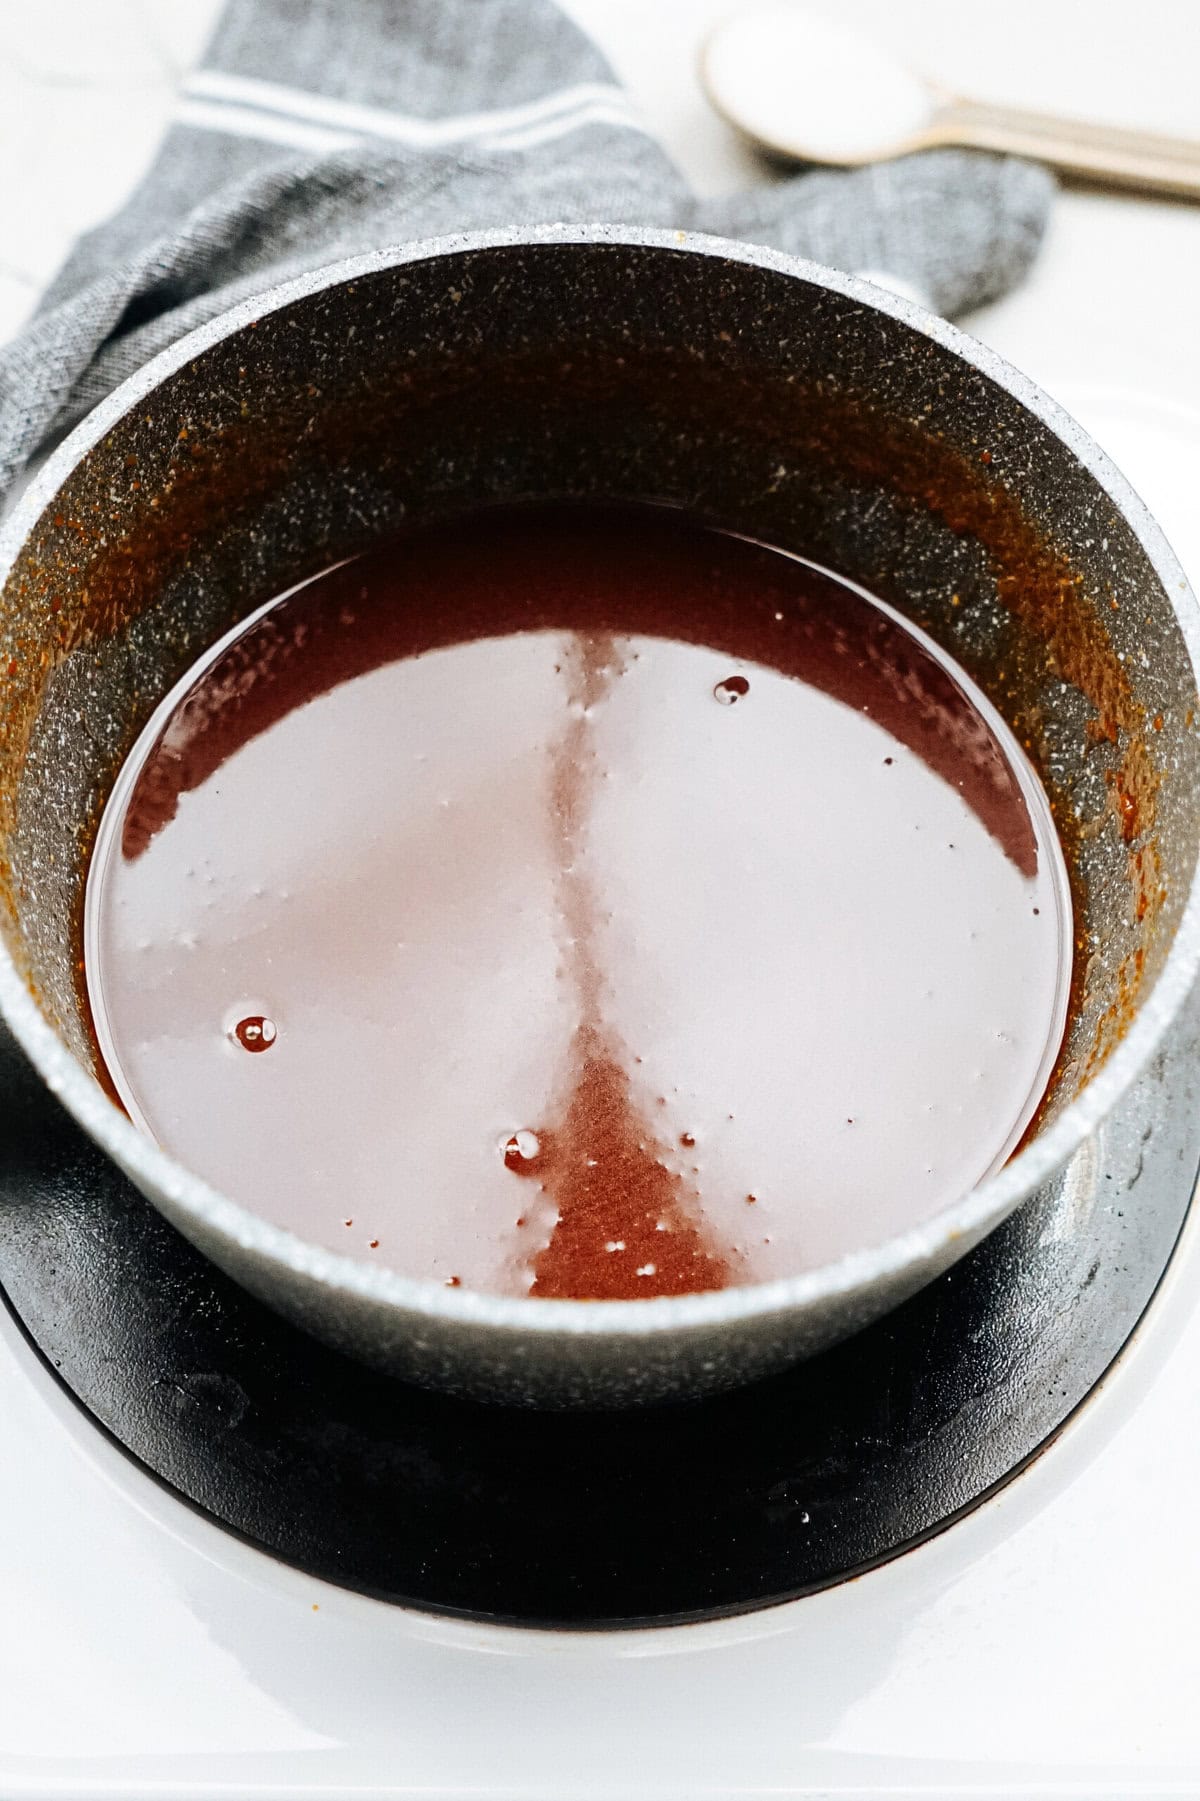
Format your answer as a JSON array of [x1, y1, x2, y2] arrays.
[[0, 0, 1055, 496]]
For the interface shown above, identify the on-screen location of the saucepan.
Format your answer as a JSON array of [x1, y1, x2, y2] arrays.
[[0, 225, 1197, 1406]]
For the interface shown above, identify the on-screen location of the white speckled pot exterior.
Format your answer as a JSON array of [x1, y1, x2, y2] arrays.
[[0, 227, 1197, 1406]]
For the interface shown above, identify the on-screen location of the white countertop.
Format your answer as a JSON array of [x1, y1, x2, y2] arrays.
[[4, 2, 1200, 1794]]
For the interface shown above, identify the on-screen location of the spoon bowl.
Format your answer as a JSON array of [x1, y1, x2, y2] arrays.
[[702, 5, 938, 168]]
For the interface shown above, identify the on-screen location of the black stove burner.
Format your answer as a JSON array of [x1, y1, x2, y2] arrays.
[[2, 988, 1197, 1630]]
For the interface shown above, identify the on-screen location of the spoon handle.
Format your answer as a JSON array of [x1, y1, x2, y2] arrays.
[[933, 98, 1200, 201]]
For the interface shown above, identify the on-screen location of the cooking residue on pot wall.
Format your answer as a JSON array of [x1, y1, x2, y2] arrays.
[[82, 504, 1072, 1299]]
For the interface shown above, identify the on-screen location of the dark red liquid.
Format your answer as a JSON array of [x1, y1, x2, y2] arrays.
[[85, 506, 1070, 1298]]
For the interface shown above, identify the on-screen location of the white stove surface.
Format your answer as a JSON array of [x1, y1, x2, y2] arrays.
[[2, 1146, 1200, 1798], [4, 0, 1200, 1793]]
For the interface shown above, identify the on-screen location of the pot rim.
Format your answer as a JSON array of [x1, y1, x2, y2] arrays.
[[2, 222, 1197, 1340]]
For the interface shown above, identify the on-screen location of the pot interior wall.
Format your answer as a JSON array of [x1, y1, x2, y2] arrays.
[[1, 240, 1197, 1143]]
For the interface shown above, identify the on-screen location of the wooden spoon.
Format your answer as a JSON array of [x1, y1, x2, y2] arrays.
[[701, 5, 1200, 202]]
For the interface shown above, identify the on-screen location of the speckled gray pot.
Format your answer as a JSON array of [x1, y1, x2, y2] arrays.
[[0, 226, 1198, 1407]]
